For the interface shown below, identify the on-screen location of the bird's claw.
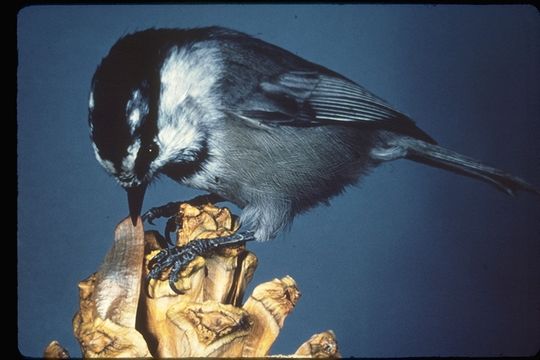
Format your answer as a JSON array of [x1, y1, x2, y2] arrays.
[[142, 201, 182, 225], [142, 194, 226, 225], [145, 231, 256, 296], [145, 238, 215, 295], [142, 213, 156, 225]]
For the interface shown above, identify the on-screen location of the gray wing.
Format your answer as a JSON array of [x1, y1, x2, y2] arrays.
[[231, 71, 435, 143]]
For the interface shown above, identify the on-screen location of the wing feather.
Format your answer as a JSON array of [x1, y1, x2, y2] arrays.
[[231, 71, 436, 143]]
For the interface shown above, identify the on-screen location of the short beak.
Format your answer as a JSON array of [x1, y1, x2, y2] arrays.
[[127, 183, 147, 226]]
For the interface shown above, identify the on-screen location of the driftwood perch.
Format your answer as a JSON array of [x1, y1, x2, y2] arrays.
[[46, 203, 340, 358]]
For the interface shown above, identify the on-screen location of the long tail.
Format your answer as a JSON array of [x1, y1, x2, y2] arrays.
[[377, 138, 540, 196]]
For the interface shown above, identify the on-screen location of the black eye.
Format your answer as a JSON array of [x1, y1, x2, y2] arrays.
[[145, 142, 159, 160], [147, 142, 157, 154], [134, 141, 159, 178]]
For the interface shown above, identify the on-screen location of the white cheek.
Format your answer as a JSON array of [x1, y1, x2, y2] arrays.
[[154, 44, 222, 169], [153, 123, 203, 170], [159, 124, 198, 150], [159, 45, 221, 116]]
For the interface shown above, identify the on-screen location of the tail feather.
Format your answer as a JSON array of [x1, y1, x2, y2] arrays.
[[394, 138, 540, 196]]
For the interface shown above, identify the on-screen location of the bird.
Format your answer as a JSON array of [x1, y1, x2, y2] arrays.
[[88, 26, 538, 288]]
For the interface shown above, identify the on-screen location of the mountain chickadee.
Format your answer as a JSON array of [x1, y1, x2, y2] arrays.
[[88, 27, 538, 289]]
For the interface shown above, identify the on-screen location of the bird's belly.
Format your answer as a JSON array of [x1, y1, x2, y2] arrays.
[[213, 124, 379, 213]]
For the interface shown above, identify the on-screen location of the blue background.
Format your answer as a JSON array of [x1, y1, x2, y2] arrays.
[[18, 5, 540, 357]]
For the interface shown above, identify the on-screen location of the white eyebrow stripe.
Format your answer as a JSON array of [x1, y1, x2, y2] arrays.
[[126, 90, 149, 134], [128, 108, 141, 130]]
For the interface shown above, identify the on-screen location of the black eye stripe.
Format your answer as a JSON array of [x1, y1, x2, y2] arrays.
[[134, 141, 159, 178], [146, 142, 159, 158]]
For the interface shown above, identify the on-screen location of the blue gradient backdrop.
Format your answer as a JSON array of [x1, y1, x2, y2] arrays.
[[18, 5, 540, 357]]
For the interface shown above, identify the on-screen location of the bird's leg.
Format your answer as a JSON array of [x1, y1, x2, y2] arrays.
[[145, 231, 256, 295], [143, 193, 226, 245], [141, 193, 226, 225]]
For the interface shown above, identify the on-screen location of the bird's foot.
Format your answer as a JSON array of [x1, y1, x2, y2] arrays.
[[145, 231, 256, 295], [142, 194, 225, 225], [142, 194, 226, 245], [142, 201, 182, 225]]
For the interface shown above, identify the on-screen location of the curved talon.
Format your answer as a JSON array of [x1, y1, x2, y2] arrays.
[[144, 231, 256, 296], [147, 248, 170, 272], [169, 278, 184, 294], [142, 194, 226, 226], [141, 201, 183, 225], [141, 209, 158, 225], [147, 263, 164, 280], [168, 260, 185, 294], [141, 210, 159, 226]]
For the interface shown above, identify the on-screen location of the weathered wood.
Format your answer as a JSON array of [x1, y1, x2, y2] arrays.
[[93, 217, 145, 328], [240, 276, 301, 357], [43, 340, 69, 359], [65, 203, 340, 358], [72, 217, 151, 358], [294, 330, 341, 358]]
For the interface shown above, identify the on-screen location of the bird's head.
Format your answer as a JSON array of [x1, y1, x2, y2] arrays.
[[88, 30, 211, 225]]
